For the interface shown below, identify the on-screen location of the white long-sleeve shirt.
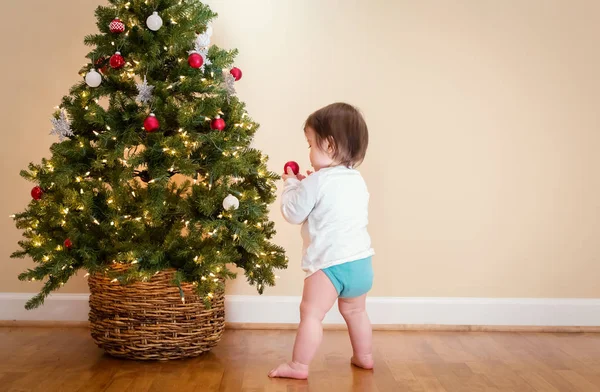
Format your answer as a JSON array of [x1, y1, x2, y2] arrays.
[[281, 165, 374, 277]]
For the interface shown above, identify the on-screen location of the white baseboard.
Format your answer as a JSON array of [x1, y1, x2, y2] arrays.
[[1, 293, 599, 327], [225, 296, 600, 327], [0, 293, 90, 322]]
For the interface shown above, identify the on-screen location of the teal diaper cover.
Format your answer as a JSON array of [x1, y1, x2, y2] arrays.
[[322, 257, 373, 298]]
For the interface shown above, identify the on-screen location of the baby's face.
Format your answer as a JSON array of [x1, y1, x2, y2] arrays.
[[305, 127, 334, 171]]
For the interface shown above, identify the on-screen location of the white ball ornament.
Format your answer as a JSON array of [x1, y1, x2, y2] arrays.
[[146, 11, 163, 31], [85, 69, 102, 88], [223, 194, 240, 211]]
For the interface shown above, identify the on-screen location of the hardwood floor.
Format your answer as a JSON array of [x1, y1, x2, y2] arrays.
[[1, 327, 600, 391]]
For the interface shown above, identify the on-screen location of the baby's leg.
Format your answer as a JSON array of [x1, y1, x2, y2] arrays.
[[338, 294, 374, 369], [269, 271, 338, 379]]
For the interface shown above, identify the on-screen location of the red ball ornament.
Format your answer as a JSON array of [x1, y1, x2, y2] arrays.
[[144, 113, 160, 132], [230, 67, 242, 81], [31, 186, 44, 201], [95, 57, 109, 75], [109, 18, 126, 34], [284, 161, 300, 175], [211, 117, 226, 131], [110, 52, 125, 69], [64, 238, 73, 250], [188, 52, 204, 69]]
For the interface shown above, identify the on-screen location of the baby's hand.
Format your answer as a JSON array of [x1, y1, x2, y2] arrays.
[[283, 168, 312, 181], [297, 170, 313, 181]]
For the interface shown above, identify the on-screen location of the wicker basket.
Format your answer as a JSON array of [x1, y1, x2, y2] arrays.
[[88, 267, 225, 361]]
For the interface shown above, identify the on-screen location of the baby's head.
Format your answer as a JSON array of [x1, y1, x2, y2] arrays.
[[304, 103, 369, 171]]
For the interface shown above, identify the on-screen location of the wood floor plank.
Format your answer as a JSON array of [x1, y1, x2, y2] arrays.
[[416, 376, 448, 391], [557, 369, 600, 391], [519, 372, 562, 392], [1, 327, 600, 391]]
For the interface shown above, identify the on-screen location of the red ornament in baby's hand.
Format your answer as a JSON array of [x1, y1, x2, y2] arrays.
[[284, 161, 300, 175]]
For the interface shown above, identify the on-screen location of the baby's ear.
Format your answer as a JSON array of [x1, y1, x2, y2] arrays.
[[326, 136, 335, 153]]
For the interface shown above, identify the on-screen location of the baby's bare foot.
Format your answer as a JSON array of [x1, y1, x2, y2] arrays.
[[268, 361, 309, 379], [351, 354, 374, 370]]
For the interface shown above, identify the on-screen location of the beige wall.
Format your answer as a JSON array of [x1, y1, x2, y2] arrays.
[[1, 0, 599, 299]]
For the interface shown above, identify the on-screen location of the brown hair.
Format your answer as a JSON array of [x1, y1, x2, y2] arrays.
[[304, 102, 369, 167]]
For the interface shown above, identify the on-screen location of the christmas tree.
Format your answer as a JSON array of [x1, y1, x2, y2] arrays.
[[11, 0, 287, 310]]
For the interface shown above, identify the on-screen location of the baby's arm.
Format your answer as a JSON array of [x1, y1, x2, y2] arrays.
[[280, 175, 318, 225]]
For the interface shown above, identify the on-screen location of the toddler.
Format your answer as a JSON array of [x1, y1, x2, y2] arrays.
[[269, 103, 374, 379]]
